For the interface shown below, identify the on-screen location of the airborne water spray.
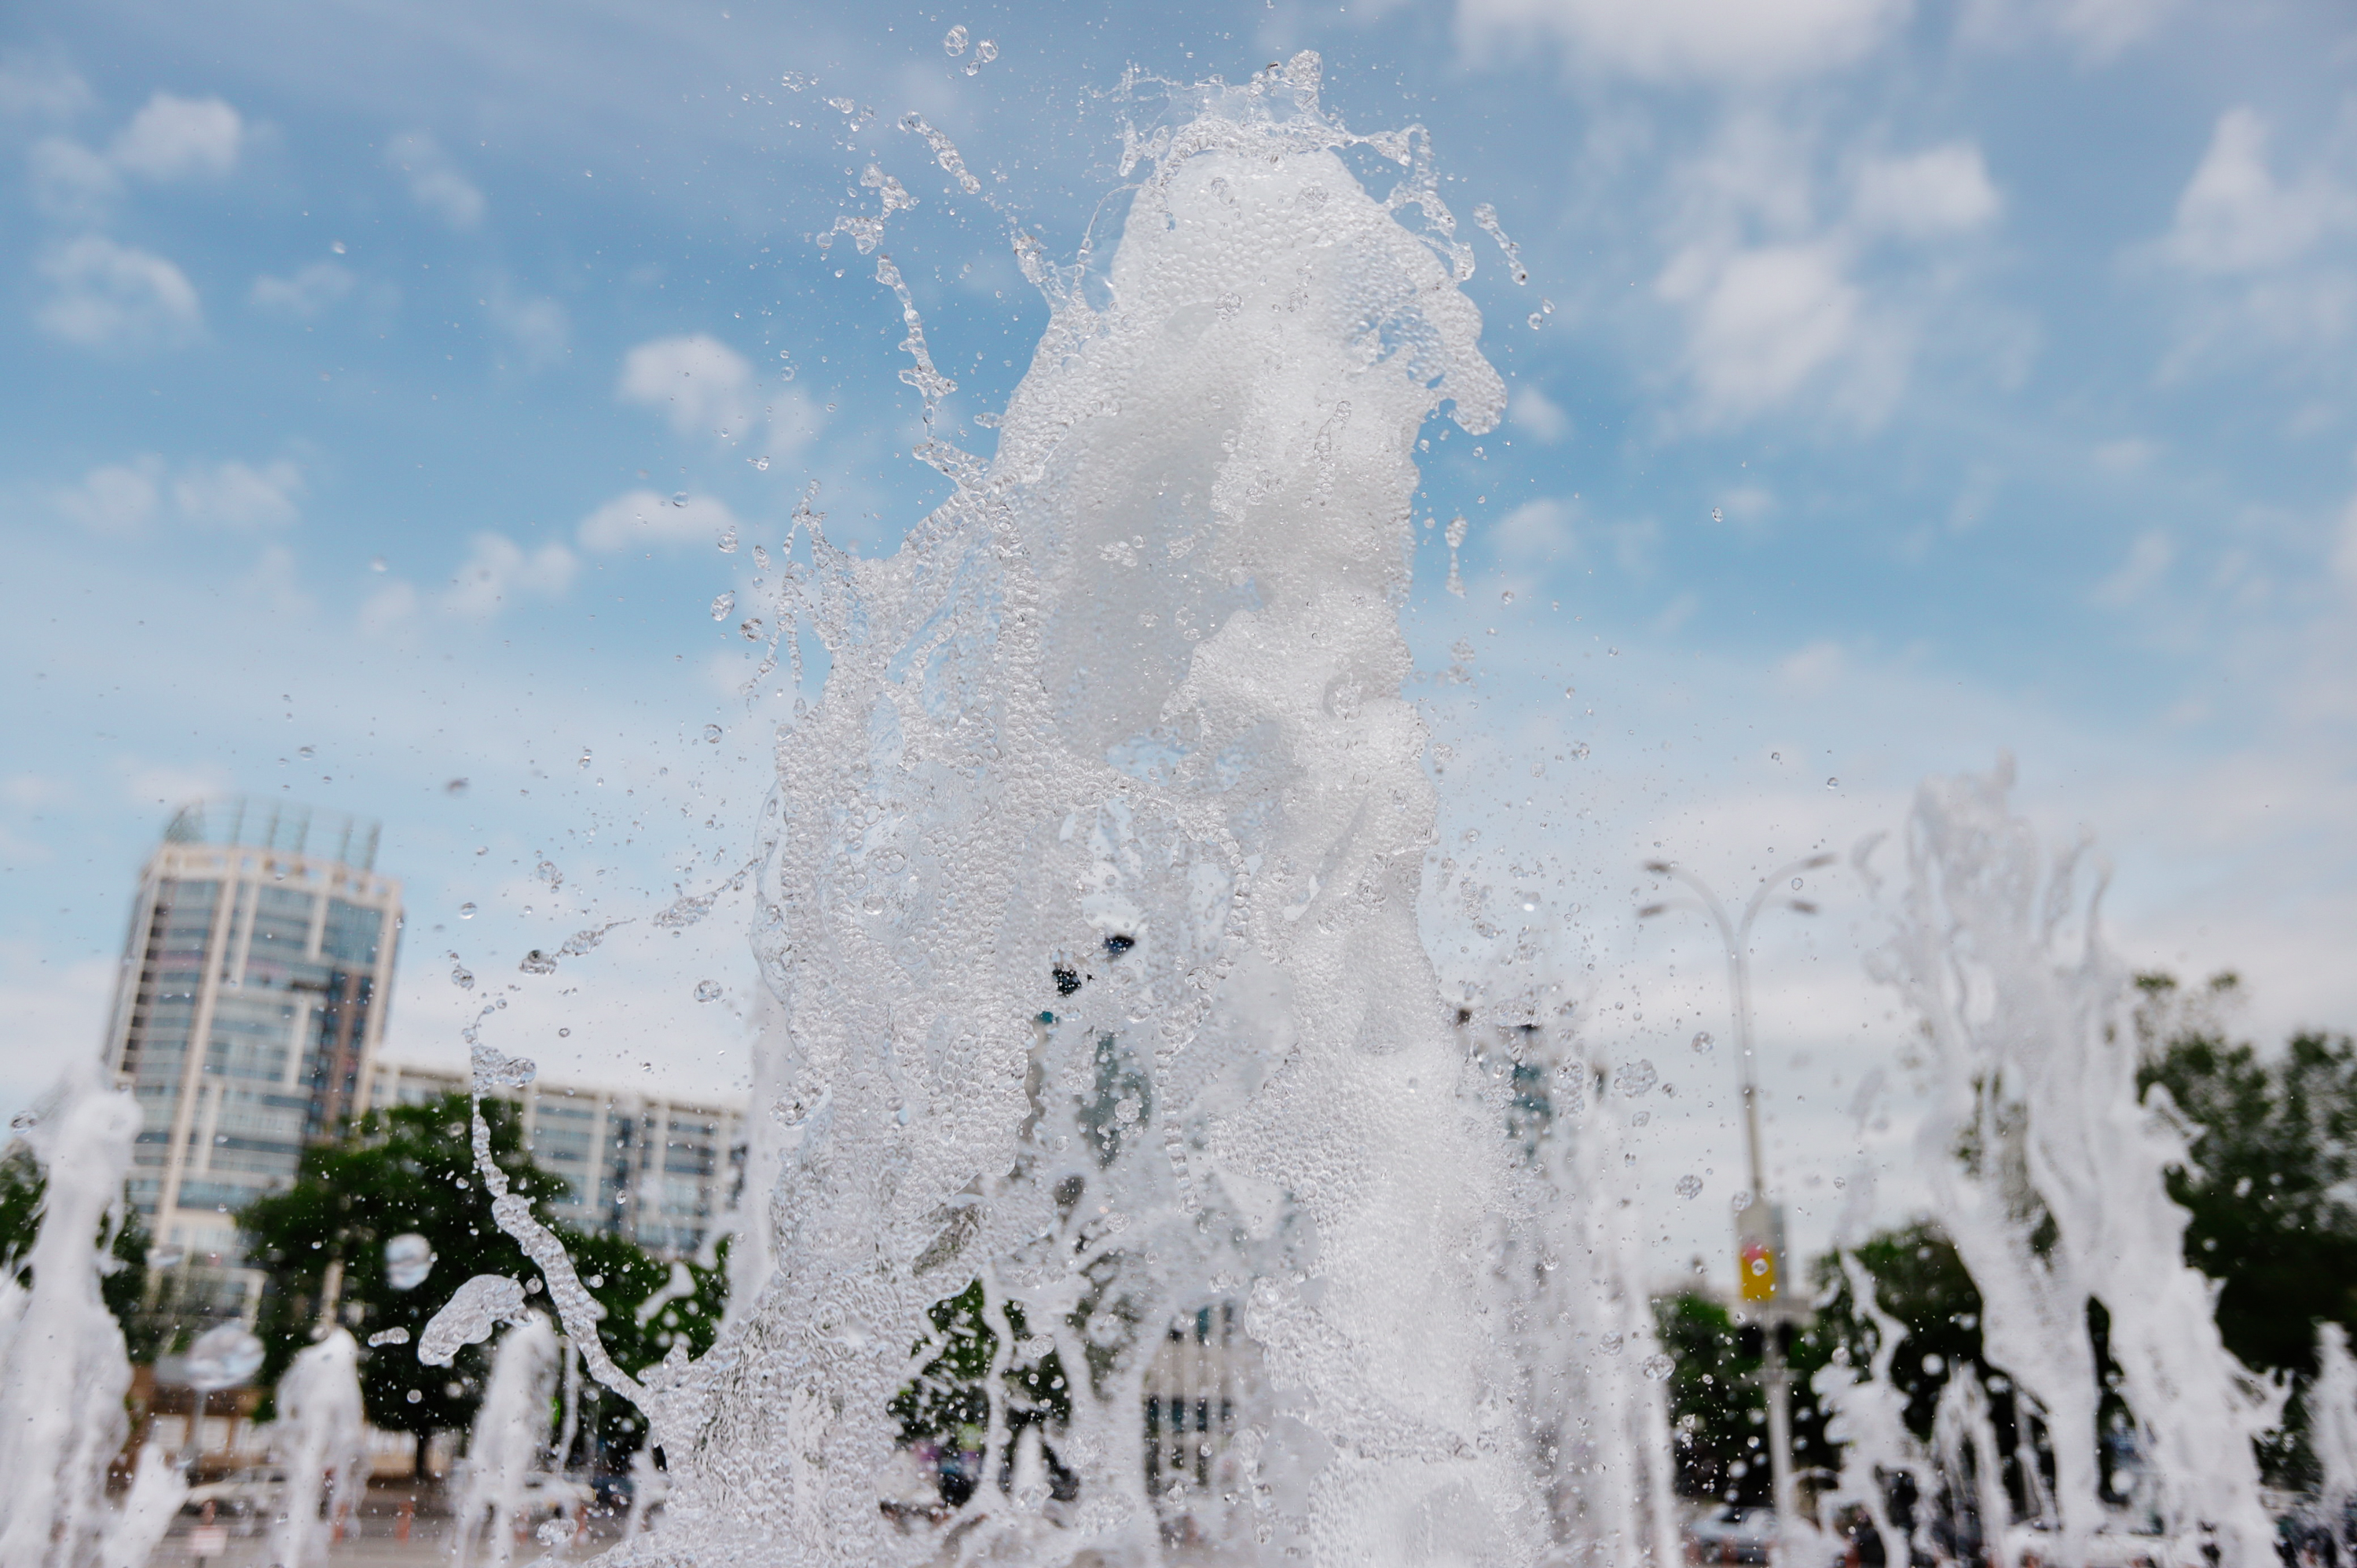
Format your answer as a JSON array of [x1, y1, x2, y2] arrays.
[[463, 51, 1660, 1568]]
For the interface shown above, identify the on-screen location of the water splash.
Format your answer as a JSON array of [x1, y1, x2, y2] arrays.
[[0, 1062, 174, 1568], [1866, 759, 2282, 1566], [567, 51, 1574, 1568], [269, 1328, 369, 1568], [452, 1315, 562, 1568]]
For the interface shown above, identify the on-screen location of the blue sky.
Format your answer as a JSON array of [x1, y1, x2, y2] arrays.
[[3, 0, 2353, 1275]]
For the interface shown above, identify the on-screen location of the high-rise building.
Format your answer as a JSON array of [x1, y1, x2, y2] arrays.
[[360, 1061, 746, 1259], [104, 797, 403, 1318]]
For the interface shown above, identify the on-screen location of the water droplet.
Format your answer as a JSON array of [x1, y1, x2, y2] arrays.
[[695, 980, 722, 1002], [753, 456, 771, 471], [369, 555, 388, 573], [449, 959, 475, 991], [1643, 1353, 1675, 1381], [703, 724, 724, 743], [1771, 751, 1781, 761], [976, 38, 998, 62], [577, 749, 592, 769], [459, 903, 477, 919], [299, 745, 316, 759], [1500, 589, 1514, 605], [1691, 1031, 1714, 1053], [1615, 1058, 1658, 1097], [1710, 507, 1723, 524], [711, 592, 735, 621], [557, 1027, 570, 1038], [673, 491, 689, 507], [1675, 1174, 1703, 1200], [445, 778, 469, 795], [718, 525, 739, 553], [330, 240, 347, 255], [1732, 1189, 1754, 1211], [1527, 312, 1543, 330], [1571, 742, 1591, 760], [1826, 776, 1838, 789], [740, 617, 766, 642], [943, 23, 968, 54]]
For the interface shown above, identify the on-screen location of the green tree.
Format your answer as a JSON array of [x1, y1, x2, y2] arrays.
[[1653, 1291, 1835, 1504], [240, 1092, 724, 1473], [0, 1141, 156, 1360], [2133, 973, 2357, 1379]]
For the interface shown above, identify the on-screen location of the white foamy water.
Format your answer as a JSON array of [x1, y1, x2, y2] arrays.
[[1867, 760, 2281, 1568], [453, 1314, 561, 1568], [441, 54, 2340, 1568], [0, 1062, 179, 1568], [576, 53, 1571, 1568], [269, 1328, 368, 1568]]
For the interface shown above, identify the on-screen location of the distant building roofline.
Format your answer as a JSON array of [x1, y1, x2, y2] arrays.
[[163, 796, 381, 872]]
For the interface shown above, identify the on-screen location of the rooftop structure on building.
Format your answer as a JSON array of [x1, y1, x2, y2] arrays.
[[361, 1060, 746, 1259], [104, 797, 403, 1319]]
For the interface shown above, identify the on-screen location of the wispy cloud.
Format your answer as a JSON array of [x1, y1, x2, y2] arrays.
[[385, 130, 485, 228], [56, 455, 303, 532], [34, 235, 202, 350], [250, 262, 355, 319], [576, 489, 742, 552], [616, 332, 822, 457], [442, 533, 577, 617], [1456, 0, 1904, 82], [27, 92, 244, 218]]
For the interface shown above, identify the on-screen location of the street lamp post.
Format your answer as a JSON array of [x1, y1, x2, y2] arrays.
[[1640, 852, 1832, 1545]]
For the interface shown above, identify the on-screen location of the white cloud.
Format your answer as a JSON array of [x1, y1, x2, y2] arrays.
[[55, 454, 304, 533], [2091, 437, 2157, 477], [618, 333, 756, 440], [35, 235, 201, 350], [360, 579, 420, 636], [385, 130, 484, 228], [614, 334, 824, 459], [2164, 110, 2350, 277], [489, 293, 570, 370], [1508, 385, 1570, 443], [2091, 531, 2174, 607], [57, 457, 163, 534], [442, 533, 578, 617], [174, 459, 304, 529], [0, 57, 97, 121], [238, 543, 313, 618], [1853, 144, 2001, 240], [1490, 497, 1580, 563], [1457, 0, 1904, 82], [1657, 242, 1862, 420], [27, 134, 119, 217], [577, 489, 743, 552], [109, 93, 242, 181], [250, 262, 355, 319], [1961, 0, 2176, 63], [120, 760, 233, 809], [25, 93, 244, 220], [1776, 639, 1847, 691]]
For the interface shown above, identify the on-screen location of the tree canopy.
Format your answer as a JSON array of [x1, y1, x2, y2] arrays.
[[239, 1091, 724, 1467]]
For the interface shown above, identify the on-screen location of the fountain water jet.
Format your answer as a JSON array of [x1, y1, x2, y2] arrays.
[[269, 1327, 369, 1568], [0, 1061, 182, 1568], [1866, 760, 2283, 1568], [453, 1313, 562, 1568]]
